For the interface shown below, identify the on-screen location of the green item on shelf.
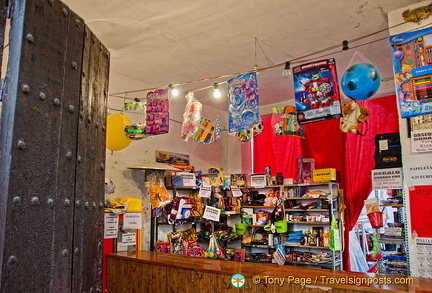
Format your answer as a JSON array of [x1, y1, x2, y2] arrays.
[[236, 223, 248, 235], [329, 215, 341, 251], [274, 220, 288, 233]]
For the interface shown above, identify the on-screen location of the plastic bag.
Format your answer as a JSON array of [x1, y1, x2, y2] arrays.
[[148, 177, 172, 209], [329, 215, 341, 251], [204, 233, 226, 259], [181, 92, 202, 141]]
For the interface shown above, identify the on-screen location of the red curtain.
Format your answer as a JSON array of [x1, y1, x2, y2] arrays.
[[253, 115, 302, 179], [247, 95, 400, 271]]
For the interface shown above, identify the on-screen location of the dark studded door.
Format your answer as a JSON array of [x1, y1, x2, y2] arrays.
[[0, 0, 110, 292]]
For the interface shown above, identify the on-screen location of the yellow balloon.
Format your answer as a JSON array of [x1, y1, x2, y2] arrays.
[[106, 113, 132, 151]]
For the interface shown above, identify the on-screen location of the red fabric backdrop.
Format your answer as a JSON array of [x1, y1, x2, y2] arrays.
[[248, 95, 400, 270]]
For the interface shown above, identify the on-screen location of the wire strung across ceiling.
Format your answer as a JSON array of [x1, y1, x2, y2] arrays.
[[108, 19, 431, 100]]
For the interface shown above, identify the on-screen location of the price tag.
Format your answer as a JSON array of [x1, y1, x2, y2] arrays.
[[203, 205, 221, 222], [199, 186, 212, 198], [230, 185, 243, 197]]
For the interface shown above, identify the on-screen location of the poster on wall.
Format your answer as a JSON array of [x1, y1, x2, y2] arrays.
[[146, 88, 169, 135], [389, 26, 432, 118], [292, 58, 342, 124], [409, 185, 432, 237], [227, 72, 259, 133]]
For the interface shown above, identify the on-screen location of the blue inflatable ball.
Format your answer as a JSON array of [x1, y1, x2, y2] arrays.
[[341, 63, 381, 101]]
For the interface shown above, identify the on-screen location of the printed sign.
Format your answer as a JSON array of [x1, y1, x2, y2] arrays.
[[412, 237, 432, 278], [371, 168, 403, 190], [203, 205, 221, 222], [406, 162, 432, 186], [179, 172, 196, 187], [230, 185, 243, 198], [121, 233, 137, 246], [250, 174, 266, 187], [123, 213, 142, 230], [411, 130, 432, 153], [198, 186, 212, 198], [104, 213, 119, 239]]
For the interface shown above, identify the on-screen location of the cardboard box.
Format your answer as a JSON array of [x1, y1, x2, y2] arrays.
[[313, 168, 336, 183]]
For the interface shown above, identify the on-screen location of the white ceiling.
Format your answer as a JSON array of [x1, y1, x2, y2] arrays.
[[62, 0, 421, 110]]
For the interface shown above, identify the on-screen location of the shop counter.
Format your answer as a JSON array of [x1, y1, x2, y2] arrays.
[[107, 251, 432, 292]]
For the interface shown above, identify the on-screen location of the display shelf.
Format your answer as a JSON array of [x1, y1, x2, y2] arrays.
[[375, 188, 410, 276], [378, 235, 405, 244], [243, 243, 274, 248], [240, 181, 342, 270], [285, 260, 338, 268], [151, 185, 242, 252], [285, 208, 329, 212], [286, 221, 329, 225], [283, 244, 331, 250], [242, 206, 275, 208]]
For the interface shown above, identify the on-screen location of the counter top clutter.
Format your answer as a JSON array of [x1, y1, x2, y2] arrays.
[[107, 251, 432, 293], [151, 175, 343, 270]]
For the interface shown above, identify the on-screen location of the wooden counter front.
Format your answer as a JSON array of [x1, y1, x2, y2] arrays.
[[107, 251, 431, 293]]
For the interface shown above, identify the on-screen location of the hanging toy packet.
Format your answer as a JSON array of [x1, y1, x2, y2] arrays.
[[192, 117, 220, 144], [146, 88, 169, 135], [181, 92, 202, 141], [227, 72, 259, 133]]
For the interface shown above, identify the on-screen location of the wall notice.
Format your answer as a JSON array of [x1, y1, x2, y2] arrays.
[[123, 213, 142, 230], [406, 162, 432, 186], [411, 237, 432, 278], [411, 130, 432, 153], [371, 168, 403, 190], [104, 213, 119, 239]]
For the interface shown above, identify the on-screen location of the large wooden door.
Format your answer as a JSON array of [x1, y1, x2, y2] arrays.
[[0, 0, 110, 292]]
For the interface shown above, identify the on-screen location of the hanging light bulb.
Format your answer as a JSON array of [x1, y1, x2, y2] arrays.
[[213, 83, 221, 99], [282, 61, 291, 78], [168, 83, 179, 96]]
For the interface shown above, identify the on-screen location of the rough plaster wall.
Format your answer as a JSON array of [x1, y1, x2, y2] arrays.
[[388, 0, 432, 278]]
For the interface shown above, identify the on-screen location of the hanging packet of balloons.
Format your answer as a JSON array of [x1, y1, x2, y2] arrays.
[[227, 72, 260, 133], [389, 26, 432, 118], [292, 58, 342, 124], [146, 88, 169, 135]]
